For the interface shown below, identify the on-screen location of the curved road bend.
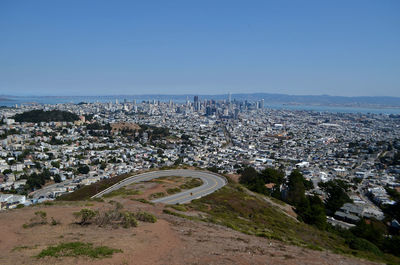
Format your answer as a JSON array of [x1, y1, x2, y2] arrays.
[[91, 169, 227, 204]]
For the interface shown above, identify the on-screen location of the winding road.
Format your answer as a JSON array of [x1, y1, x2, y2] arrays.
[[91, 169, 227, 204]]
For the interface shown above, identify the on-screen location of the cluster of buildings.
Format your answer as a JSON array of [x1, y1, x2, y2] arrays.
[[0, 97, 399, 226]]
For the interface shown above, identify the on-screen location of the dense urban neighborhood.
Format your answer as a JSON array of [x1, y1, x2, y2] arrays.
[[1, 97, 400, 260]]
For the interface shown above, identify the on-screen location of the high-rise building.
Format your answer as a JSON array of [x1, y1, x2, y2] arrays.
[[206, 106, 212, 116], [234, 108, 240, 120], [194, 96, 200, 111]]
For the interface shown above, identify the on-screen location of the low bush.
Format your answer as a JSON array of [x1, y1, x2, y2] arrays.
[[36, 242, 122, 259], [150, 192, 165, 199], [135, 211, 157, 223], [131, 198, 154, 205], [169, 204, 188, 212], [94, 207, 138, 228], [179, 178, 202, 190], [166, 187, 181, 195], [23, 211, 48, 228], [103, 187, 140, 198], [72, 205, 155, 228], [50, 217, 61, 226], [347, 237, 382, 256], [73, 209, 98, 225]]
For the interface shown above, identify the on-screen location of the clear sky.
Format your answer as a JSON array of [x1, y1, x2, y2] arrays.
[[0, 0, 399, 96]]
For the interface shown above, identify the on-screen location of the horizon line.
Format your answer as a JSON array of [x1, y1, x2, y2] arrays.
[[2, 92, 400, 99]]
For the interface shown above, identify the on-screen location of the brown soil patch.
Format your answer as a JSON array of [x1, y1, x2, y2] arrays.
[[0, 199, 381, 265], [110, 122, 140, 134], [227, 173, 241, 183]]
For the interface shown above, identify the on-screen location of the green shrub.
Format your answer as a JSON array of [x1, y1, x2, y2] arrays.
[[131, 198, 154, 205], [50, 217, 60, 226], [89, 197, 104, 202], [103, 187, 140, 198], [90, 204, 138, 228], [179, 178, 202, 190], [36, 242, 122, 258], [347, 237, 382, 256], [166, 187, 181, 195], [121, 212, 138, 228], [35, 211, 47, 220], [73, 209, 98, 225], [150, 192, 165, 199], [169, 204, 188, 212], [23, 211, 48, 228], [135, 211, 157, 223]]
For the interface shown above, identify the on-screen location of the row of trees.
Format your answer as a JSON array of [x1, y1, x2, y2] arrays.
[[0, 128, 20, 139], [283, 170, 327, 230], [18, 169, 52, 193], [239, 167, 326, 229]]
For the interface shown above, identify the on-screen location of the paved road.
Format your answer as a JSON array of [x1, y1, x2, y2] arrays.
[[30, 179, 76, 199], [91, 169, 227, 204]]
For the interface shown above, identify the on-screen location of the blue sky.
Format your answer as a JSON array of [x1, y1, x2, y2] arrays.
[[0, 0, 399, 96]]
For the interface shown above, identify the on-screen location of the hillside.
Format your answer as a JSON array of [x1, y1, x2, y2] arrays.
[[2, 178, 397, 264], [12, 110, 79, 123]]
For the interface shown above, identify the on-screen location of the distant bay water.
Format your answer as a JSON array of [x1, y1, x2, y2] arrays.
[[1, 95, 400, 115], [263, 103, 400, 115]]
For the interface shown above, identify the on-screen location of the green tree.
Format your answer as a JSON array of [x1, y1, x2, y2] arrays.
[[350, 218, 386, 248], [77, 165, 90, 174], [319, 180, 352, 214], [54, 174, 62, 183], [259, 168, 284, 185], [2, 169, 12, 175], [51, 161, 60, 168], [286, 170, 306, 206], [207, 166, 219, 173], [296, 195, 327, 230], [382, 235, 400, 257], [239, 166, 258, 185]]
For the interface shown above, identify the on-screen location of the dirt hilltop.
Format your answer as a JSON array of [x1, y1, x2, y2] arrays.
[[0, 199, 380, 265]]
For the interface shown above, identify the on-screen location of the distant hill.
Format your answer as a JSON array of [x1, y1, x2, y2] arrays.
[[0, 96, 13, 101], [230, 93, 400, 106], [90, 93, 400, 107], [13, 109, 79, 123], [4, 93, 400, 108]]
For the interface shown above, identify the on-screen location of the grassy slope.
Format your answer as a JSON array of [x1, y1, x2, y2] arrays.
[[56, 169, 399, 264], [179, 183, 400, 264], [57, 173, 133, 201]]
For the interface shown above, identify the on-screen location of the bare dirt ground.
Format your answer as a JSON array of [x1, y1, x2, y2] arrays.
[[0, 199, 381, 265], [110, 122, 141, 134]]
